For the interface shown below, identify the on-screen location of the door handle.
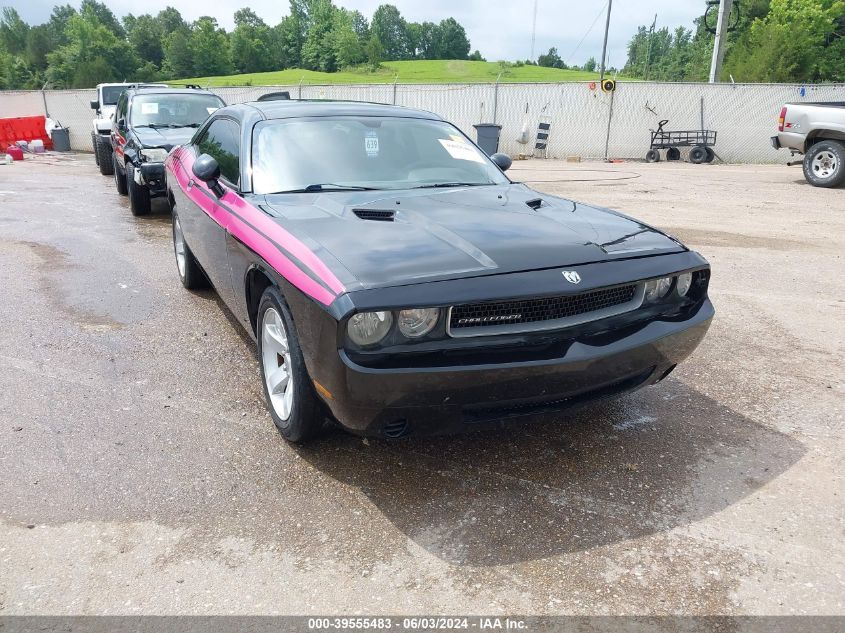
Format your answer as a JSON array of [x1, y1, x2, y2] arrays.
[[187, 178, 194, 191]]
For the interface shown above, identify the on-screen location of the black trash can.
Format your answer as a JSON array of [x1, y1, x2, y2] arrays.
[[473, 123, 502, 155], [51, 127, 71, 152]]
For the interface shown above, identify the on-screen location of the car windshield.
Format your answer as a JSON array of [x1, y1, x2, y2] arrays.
[[252, 116, 509, 194], [130, 93, 224, 128]]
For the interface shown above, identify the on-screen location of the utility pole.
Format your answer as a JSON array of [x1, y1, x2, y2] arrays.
[[643, 14, 657, 80], [530, 0, 538, 60], [599, 0, 613, 83], [708, 0, 734, 83]]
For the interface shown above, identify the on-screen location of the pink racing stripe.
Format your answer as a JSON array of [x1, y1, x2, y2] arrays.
[[171, 155, 340, 306]]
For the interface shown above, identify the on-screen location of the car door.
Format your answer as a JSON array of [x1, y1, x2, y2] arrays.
[[179, 117, 240, 306]]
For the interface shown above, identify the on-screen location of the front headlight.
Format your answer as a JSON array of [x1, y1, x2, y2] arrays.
[[676, 272, 693, 297], [347, 311, 393, 346], [644, 276, 673, 303], [141, 148, 168, 162], [397, 308, 440, 338]]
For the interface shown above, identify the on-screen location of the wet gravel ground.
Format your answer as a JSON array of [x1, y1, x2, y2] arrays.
[[0, 153, 843, 615]]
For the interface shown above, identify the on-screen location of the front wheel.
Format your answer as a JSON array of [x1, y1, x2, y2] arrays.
[[257, 287, 325, 443], [645, 149, 661, 163], [803, 140, 845, 188], [127, 166, 151, 216], [96, 136, 114, 175]]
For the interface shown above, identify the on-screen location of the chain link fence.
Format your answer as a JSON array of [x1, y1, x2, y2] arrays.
[[2, 81, 844, 162]]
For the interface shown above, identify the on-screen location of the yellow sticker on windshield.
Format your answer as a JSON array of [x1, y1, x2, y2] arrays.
[[439, 138, 484, 163]]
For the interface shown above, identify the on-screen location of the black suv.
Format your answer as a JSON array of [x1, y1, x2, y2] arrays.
[[111, 86, 226, 215]]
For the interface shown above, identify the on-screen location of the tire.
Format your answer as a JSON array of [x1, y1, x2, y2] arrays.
[[96, 136, 114, 175], [645, 149, 661, 163], [92, 133, 99, 166], [127, 165, 151, 216], [689, 146, 708, 164], [257, 286, 324, 443], [803, 140, 845, 188], [113, 154, 128, 195], [172, 210, 209, 290], [666, 147, 680, 161], [704, 147, 715, 163]]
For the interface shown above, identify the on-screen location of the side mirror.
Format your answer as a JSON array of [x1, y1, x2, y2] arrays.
[[117, 117, 126, 128], [490, 152, 512, 172], [90, 100, 99, 110], [192, 153, 224, 198]]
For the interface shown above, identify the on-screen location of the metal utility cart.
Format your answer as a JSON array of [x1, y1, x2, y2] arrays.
[[646, 119, 717, 164]]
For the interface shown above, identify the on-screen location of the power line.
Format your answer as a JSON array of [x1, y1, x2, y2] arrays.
[[565, 2, 608, 67]]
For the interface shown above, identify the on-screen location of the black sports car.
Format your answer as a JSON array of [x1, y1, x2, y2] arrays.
[[164, 100, 713, 442], [111, 86, 225, 216]]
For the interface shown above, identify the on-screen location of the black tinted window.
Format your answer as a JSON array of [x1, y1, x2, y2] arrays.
[[197, 119, 240, 186]]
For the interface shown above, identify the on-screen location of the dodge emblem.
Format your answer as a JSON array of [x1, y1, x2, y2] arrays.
[[562, 270, 581, 284]]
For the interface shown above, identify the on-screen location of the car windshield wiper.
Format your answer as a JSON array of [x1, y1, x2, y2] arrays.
[[168, 123, 202, 128], [412, 182, 492, 189], [270, 184, 379, 193], [134, 123, 171, 129]]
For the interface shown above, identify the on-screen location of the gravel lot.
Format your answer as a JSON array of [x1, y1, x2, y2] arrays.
[[0, 153, 843, 616]]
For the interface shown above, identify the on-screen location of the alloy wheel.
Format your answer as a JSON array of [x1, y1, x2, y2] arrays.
[[262, 307, 294, 420]]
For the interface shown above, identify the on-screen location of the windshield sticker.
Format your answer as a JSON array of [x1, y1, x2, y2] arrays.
[[439, 138, 484, 163], [365, 131, 379, 157], [206, 107, 219, 115], [140, 102, 159, 115]]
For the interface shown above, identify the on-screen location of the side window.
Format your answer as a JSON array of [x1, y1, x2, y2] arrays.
[[197, 118, 240, 187], [116, 94, 127, 124]]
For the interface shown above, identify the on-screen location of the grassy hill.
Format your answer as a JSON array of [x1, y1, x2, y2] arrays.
[[172, 60, 610, 86]]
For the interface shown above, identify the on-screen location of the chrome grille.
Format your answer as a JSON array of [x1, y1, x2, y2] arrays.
[[448, 284, 641, 337]]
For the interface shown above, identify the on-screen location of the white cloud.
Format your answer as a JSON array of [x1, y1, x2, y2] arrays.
[[13, 0, 705, 68]]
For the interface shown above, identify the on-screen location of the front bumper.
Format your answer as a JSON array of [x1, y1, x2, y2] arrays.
[[317, 298, 714, 437], [134, 162, 166, 195]]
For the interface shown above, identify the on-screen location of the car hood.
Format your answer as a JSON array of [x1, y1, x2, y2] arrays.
[[259, 184, 685, 290], [134, 127, 195, 151]]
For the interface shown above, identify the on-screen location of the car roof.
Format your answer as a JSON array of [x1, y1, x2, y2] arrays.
[[240, 100, 442, 121], [127, 87, 221, 97]]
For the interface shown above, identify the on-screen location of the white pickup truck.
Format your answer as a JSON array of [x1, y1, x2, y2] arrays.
[[771, 102, 845, 188], [90, 83, 165, 176]]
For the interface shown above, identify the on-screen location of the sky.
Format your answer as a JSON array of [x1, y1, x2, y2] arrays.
[[10, 0, 705, 68]]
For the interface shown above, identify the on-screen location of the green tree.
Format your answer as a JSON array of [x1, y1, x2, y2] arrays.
[[431, 17, 470, 59], [273, 12, 304, 69], [364, 33, 384, 69], [79, 0, 125, 38], [301, 0, 337, 71], [162, 26, 194, 77], [45, 8, 138, 87], [0, 8, 29, 55], [47, 5, 77, 46], [537, 46, 565, 69], [156, 7, 186, 36], [468, 49, 485, 61], [231, 8, 274, 73], [126, 14, 165, 67], [371, 4, 409, 60], [332, 9, 365, 68], [189, 17, 232, 77]]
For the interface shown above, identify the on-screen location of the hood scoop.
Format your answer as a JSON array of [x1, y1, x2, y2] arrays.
[[353, 208, 395, 222], [525, 198, 546, 210]]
